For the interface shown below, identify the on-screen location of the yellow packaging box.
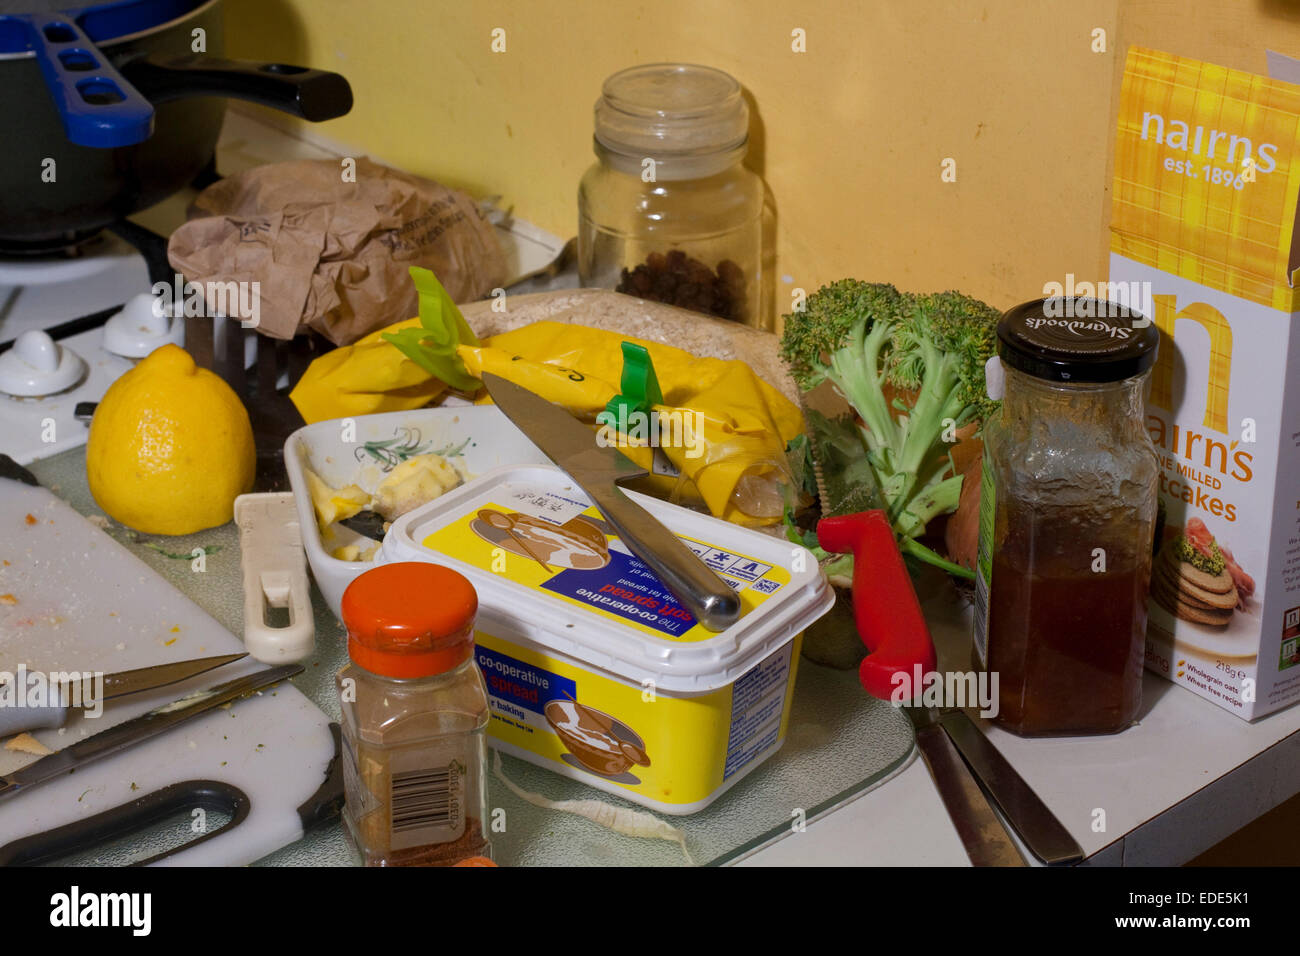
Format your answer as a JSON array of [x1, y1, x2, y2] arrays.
[[1111, 47, 1300, 718]]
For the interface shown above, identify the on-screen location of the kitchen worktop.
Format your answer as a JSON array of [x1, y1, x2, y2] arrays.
[[112, 107, 1300, 867], [743, 585, 1300, 866]]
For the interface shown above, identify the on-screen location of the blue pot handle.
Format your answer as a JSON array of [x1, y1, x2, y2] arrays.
[[14, 12, 155, 149]]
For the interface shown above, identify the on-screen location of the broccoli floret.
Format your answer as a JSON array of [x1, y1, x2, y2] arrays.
[[780, 280, 1001, 577], [890, 291, 1001, 428], [1174, 536, 1226, 575]]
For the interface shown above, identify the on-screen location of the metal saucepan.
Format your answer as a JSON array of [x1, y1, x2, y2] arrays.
[[0, 0, 353, 252]]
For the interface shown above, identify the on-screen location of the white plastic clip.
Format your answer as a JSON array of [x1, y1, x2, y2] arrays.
[[234, 492, 315, 663], [984, 355, 1005, 402]]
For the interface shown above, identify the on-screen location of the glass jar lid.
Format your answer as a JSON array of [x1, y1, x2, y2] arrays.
[[594, 63, 749, 159], [997, 297, 1159, 383]]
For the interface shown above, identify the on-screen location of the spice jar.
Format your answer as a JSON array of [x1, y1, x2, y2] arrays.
[[337, 562, 491, 865], [974, 298, 1160, 736], [579, 63, 766, 327]]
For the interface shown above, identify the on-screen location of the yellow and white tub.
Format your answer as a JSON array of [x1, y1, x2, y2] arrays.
[[382, 465, 834, 815]]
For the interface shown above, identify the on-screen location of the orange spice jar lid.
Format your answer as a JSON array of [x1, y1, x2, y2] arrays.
[[341, 563, 478, 679]]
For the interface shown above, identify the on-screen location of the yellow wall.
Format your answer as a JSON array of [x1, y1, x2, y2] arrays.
[[224, 0, 1300, 327]]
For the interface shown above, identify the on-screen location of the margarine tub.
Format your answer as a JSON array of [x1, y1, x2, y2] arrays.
[[380, 465, 834, 814]]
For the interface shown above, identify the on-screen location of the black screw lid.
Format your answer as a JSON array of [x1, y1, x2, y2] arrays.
[[997, 297, 1159, 383]]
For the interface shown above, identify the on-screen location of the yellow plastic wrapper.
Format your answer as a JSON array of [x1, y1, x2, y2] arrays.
[[289, 268, 474, 422], [458, 323, 804, 525], [288, 316, 447, 423], [290, 269, 804, 526]]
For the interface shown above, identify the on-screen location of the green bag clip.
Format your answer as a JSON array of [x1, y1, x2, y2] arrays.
[[597, 341, 664, 431], [381, 266, 482, 392]]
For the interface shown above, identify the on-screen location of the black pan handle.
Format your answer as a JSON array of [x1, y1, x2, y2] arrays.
[[122, 54, 353, 122]]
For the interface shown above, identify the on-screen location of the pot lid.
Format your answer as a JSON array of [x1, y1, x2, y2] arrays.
[[997, 297, 1160, 384]]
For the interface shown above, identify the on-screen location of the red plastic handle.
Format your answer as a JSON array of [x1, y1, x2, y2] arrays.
[[817, 511, 938, 701]]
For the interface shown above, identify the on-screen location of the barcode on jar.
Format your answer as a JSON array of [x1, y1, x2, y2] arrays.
[[391, 763, 463, 846]]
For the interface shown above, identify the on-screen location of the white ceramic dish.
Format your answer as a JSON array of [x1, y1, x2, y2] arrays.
[[284, 406, 550, 619]]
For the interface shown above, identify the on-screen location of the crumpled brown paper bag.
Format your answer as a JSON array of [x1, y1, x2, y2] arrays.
[[167, 157, 506, 345]]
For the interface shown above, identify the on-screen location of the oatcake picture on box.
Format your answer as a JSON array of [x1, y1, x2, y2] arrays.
[[1150, 517, 1257, 642]]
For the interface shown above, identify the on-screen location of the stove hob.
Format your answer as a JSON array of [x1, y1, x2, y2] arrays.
[[0, 221, 173, 465]]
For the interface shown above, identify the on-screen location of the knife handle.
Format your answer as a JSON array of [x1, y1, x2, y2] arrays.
[[0, 702, 68, 737], [591, 488, 741, 631], [817, 511, 937, 700]]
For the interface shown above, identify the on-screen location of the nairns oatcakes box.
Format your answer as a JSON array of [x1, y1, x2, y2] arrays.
[[1109, 47, 1300, 720]]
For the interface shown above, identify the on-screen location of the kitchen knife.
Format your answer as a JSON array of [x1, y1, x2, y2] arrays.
[[481, 372, 741, 631], [806, 409, 1082, 865], [0, 653, 248, 737], [806, 409, 937, 695], [0, 664, 302, 804], [937, 708, 1083, 866], [806, 410, 1023, 865]]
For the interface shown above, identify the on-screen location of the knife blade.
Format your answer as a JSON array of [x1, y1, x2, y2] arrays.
[[0, 663, 301, 803], [805, 408, 888, 516], [909, 708, 1026, 866], [0, 652, 250, 738], [481, 372, 740, 631], [938, 708, 1084, 866], [0, 454, 38, 487], [99, 653, 249, 701]]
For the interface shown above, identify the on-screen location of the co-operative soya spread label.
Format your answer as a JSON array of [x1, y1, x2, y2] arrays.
[[1110, 47, 1300, 719], [420, 483, 790, 644], [412, 476, 804, 810], [471, 633, 799, 809]]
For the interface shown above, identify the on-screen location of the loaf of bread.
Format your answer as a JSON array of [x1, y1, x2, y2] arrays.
[[459, 289, 798, 405]]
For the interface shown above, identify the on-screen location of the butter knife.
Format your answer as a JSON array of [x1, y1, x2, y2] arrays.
[[0, 664, 302, 804], [481, 372, 741, 631]]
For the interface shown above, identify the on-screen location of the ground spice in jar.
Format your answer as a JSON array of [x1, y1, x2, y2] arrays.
[[349, 743, 489, 866], [616, 250, 746, 321], [338, 562, 493, 866]]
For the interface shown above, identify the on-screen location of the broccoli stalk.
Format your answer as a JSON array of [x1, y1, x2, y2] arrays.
[[781, 281, 1000, 579]]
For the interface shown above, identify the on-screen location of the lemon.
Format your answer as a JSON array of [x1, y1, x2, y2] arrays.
[[87, 344, 255, 535]]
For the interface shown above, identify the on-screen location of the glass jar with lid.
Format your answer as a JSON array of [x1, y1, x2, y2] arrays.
[[974, 297, 1160, 736], [337, 561, 492, 866], [579, 63, 766, 327]]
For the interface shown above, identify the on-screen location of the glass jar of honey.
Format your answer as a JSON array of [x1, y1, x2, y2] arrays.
[[974, 297, 1160, 736]]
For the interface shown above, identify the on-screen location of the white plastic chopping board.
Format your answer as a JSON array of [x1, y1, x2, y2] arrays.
[[0, 477, 336, 865]]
